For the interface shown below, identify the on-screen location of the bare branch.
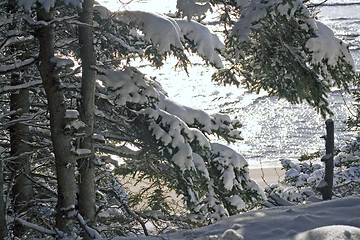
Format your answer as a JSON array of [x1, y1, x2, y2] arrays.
[[0, 58, 37, 74], [8, 216, 56, 236]]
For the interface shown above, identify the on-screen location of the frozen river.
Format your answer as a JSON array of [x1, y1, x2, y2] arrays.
[[102, 0, 360, 168]]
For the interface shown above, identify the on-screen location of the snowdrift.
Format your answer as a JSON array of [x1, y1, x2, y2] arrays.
[[117, 195, 360, 240]]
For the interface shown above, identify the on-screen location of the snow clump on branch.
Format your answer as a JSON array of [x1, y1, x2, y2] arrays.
[[176, 19, 225, 68], [117, 11, 184, 54], [157, 94, 242, 141], [113, 10, 224, 68], [96, 67, 159, 107], [306, 22, 354, 67]]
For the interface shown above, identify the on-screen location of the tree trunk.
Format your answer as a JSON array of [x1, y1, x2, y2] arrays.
[[9, 73, 34, 236], [316, 119, 334, 200], [78, 0, 96, 229], [322, 119, 334, 200], [35, 8, 77, 233], [6, 0, 34, 236], [0, 151, 6, 239]]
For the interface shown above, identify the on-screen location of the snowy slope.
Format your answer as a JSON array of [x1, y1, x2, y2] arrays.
[[115, 195, 360, 240]]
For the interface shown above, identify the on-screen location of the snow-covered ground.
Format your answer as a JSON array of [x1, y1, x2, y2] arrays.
[[116, 195, 360, 240]]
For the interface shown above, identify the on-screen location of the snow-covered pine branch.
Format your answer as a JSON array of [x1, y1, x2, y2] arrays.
[[115, 11, 184, 54], [96, 66, 159, 108], [95, 65, 264, 221], [220, 0, 356, 117], [175, 19, 224, 68], [306, 21, 354, 68], [111, 10, 225, 68], [157, 94, 242, 142], [305, 21, 355, 88], [200, 143, 264, 221]]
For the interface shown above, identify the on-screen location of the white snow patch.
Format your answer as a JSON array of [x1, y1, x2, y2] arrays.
[[306, 21, 354, 67], [222, 165, 236, 190], [158, 93, 240, 140], [192, 153, 209, 179], [64, 110, 79, 119], [211, 143, 248, 170], [117, 195, 360, 240], [94, 109, 105, 118], [294, 225, 360, 240], [92, 133, 105, 142], [220, 229, 244, 240], [171, 143, 194, 171], [118, 11, 184, 54], [248, 179, 266, 199], [96, 67, 159, 106], [176, 19, 224, 68], [227, 195, 246, 211], [68, 120, 86, 131]]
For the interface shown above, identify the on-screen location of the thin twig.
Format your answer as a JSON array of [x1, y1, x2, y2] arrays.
[[259, 160, 269, 187]]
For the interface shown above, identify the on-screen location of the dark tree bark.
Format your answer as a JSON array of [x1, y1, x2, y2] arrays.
[[9, 73, 34, 236], [78, 0, 96, 228], [316, 119, 334, 200], [35, 8, 77, 232], [322, 119, 334, 200], [6, 0, 34, 236], [0, 153, 6, 239]]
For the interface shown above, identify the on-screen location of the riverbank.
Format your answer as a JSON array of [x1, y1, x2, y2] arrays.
[[249, 167, 285, 188]]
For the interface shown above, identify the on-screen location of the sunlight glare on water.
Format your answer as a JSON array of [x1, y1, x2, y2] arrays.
[[98, 0, 359, 168]]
